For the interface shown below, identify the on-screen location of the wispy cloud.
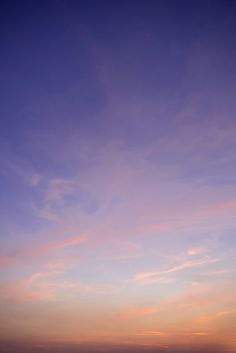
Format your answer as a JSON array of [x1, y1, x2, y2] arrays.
[[25, 234, 87, 259], [31, 177, 78, 222], [0, 234, 86, 268], [136, 276, 176, 285], [200, 269, 235, 276], [0, 255, 15, 268], [187, 248, 207, 256], [136, 331, 167, 337], [118, 306, 160, 321], [5, 161, 42, 187], [43, 234, 87, 251], [45, 178, 75, 204], [197, 311, 233, 324], [29, 173, 42, 186], [134, 257, 219, 285], [27, 270, 65, 284], [0, 270, 64, 302], [0, 269, 115, 303]]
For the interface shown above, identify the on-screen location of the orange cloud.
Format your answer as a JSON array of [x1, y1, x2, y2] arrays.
[[137, 276, 176, 285], [0, 270, 64, 302], [118, 306, 160, 321], [0, 267, 117, 304], [0, 281, 54, 302], [197, 311, 232, 324], [136, 331, 167, 336]]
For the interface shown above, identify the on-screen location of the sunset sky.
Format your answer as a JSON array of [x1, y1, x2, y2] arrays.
[[0, 1, 236, 352]]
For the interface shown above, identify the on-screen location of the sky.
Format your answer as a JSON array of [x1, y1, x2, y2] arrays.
[[0, 1, 236, 352]]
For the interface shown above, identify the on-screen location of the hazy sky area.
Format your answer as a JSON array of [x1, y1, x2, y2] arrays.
[[0, 1, 236, 352]]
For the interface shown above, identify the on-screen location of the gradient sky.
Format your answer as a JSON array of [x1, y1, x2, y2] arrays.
[[0, 1, 236, 352]]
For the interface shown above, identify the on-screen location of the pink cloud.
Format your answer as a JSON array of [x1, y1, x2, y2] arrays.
[[136, 276, 176, 285], [27, 270, 65, 284], [134, 257, 219, 284], [204, 200, 236, 217], [0, 234, 86, 269], [45, 234, 87, 251], [42, 281, 117, 294], [0, 255, 15, 268], [201, 269, 235, 276], [187, 248, 207, 256]]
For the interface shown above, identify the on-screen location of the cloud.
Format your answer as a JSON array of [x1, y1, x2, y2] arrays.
[[34, 207, 58, 221], [27, 270, 65, 284], [200, 269, 235, 276], [187, 248, 207, 256], [197, 311, 233, 324], [136, 276, 176, 285], [134, 257, 219, 285], [44, 234, 87, 251], [203, 200, 236, 218], [29, 173, 42, 186], [118, 306, 160, 321], [136, 331, 167, 337], [32, 177, 77, 222], [5, 161, 42, 187], [0, 234, 86, 269], [0, 269, 115, 303], [0, 270, 63, 303], [45, 178, 75, 204], [42, 281, 117, 294], [26, 234, 87, 258], [44, 260, 70, 271], [0, 255, 15, 267]]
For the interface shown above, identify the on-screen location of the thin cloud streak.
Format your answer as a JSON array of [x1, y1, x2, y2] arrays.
[[134, 257, 219, 284], [0, 235, 87, 268]]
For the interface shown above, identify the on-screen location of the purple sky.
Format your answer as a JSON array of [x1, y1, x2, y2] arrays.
[[0, 1, 236, 352]]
